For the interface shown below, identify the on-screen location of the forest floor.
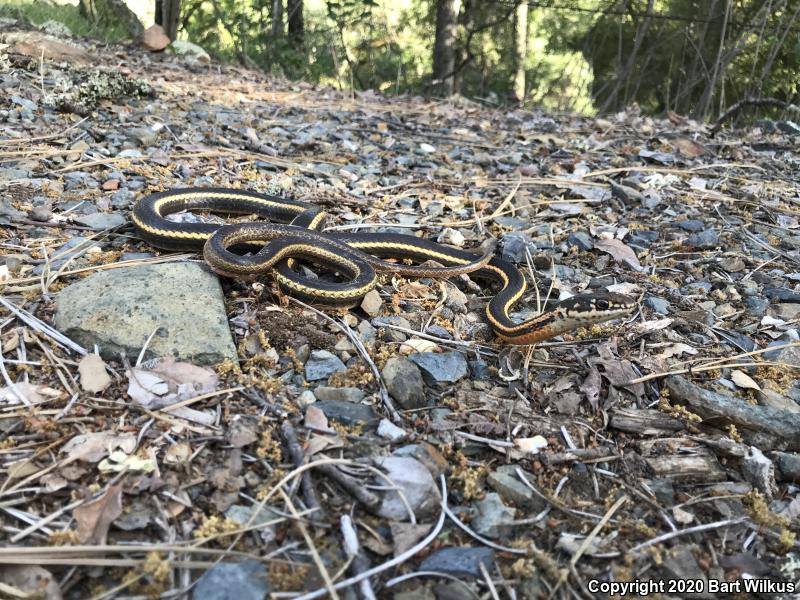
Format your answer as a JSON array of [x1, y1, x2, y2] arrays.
[[2, 21, 800, 600]]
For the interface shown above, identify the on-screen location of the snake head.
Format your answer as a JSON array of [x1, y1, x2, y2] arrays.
[[554, 292, 637, 327]]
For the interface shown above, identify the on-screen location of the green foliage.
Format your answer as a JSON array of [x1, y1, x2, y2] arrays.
[[0, 0, 131, 42]]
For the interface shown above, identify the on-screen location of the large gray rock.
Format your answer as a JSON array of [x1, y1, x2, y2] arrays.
[[54, 263, 236, 365], [192, 560, 270, 600], [408, 351, 468, 385]]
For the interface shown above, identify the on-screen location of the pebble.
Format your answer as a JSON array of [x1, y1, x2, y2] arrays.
[[468, 359, 491, 380], [472, 493, 515, 539], [419, 547, 495, 578], [374, 456, 440, 521], [644, 296, 671, 314], [304, 350, 346, 381], [313, 386, 365, 403], [686, 228, 719, 249], [675, 219, 704, 232], [382, 357, 426, 409], [681, 281, 712, 295], [426, 324, 452, 339], [408, 351, 468, 385], [110, 189, 136, 209], [627, 229, 659, 249], [360, 289, 383, 317], [493, 216, 528, 229], [315, 400, 379, 428], [437, 227, 465, 247], [377, 419, 407, 441], [487, 466, 546, 510], [566, 231, 593, 251], [73, 212, 127, 230], [192, 560, 270, 600], [500, 232, 535, 262], [764, 287, 800, 303], [297, 390, 316, 406], [54, 263, 237, 364], [744, 296, 769, 316]]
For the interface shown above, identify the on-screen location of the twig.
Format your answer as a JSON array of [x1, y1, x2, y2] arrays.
[[629, 517, 748, 553], [0, 296, 86, 355], [280, 420, 325, 522]]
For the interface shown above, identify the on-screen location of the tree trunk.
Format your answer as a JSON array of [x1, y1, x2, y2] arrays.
[[432, 0, 461, 96], [512, 1, 528, 102], [79, 0, 96, 21], [156, 0, 181, 41], [272, 0, 283, 37], [287, 0, 304, 45], [107, 0, 144, 38], [454, 0, 475, 94]]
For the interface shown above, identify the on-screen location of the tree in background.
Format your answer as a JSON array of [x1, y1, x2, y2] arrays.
[[287, 0, 304, 45], [512, 1, 528, 102], [432, 0, 460, 95], [78, 0, 143, 38], [156, 0, 181, 40]]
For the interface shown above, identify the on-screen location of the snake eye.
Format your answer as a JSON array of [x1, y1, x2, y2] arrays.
[[596, 298, 610, 310]]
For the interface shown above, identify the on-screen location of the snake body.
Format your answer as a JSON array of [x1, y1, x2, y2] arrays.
[[131, 188, 635, 344]]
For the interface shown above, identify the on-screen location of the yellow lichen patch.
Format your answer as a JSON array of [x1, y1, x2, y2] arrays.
[[193, 515, 240, 541], [658, 397, 702, 423], [257, 422, 282, 462], [48, 530, 81, 545], [268, 561, 312, 592], [743, 490, 787, 529], [726, 424, 742, 443]]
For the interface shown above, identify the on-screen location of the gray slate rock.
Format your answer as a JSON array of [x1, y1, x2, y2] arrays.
[[304, 350, 346, 381], [420, 547, 495, 578], [374, 456, 441, 521], [487, 466, 546, 510], [567, 231, 593, 251], [54, 263, 236, 365], [644, 296, 671, 314], [192, 560, 270, 600], [686, 228, 719, 249], [73, 212, 127, 230], [472, 493, 515, 539], [408, 352, 468, 385], [315, 400, 379, 428], [382, 356, 426, 409]]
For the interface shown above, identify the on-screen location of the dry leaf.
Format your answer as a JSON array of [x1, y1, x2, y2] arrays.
[[731, 369, 761, 391], [127, 357, 218, 409], [78, 353, 111, 393], [635, 318, 673, 334], [594, 238, 643, 271], [61, 431, 137, 463], [6, 458, 41, 480], [0, 382, 64, 405], [672, 137, 709, 157], [657, 343, 698, 359], [73, 482, 124, 544], [164, 442, 192, 464], [98, 450, 156, 473]]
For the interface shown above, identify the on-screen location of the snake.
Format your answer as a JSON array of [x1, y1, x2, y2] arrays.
[[131, 188, 635, 344]]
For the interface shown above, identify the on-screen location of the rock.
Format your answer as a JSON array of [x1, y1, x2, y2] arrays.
[[375, 456, 441, 521], [419, 547, 495, 578], [567, 231, 593, 251], [500, 232, 534, 262], [192, 560, 270, 600], [129, 127, 158, 147], [313, 386, 365, 403], [382, 357, 426, 409], [360, 289, 383, 317], [39, 20, 73, 37], [408, 352, 468, 385], [29, 205, 52, 222], [393, 443, 449, 478], [111, 189, 136, 209], [777, 120, 800, 135], [647, 478, 675, 505], [468, 359, 491, 380], [170, 40, 211, 63], [73, 212, 127, 230], [742, 446, 777, 499], [143, 25, 170, 51], [686, 228, 719, 249], [487, 466, 546, 510], [0, 196, 25, 222], [297, 390, 316, 406], [5, 31, 92, 65], [437, 228, 465, 247], [764, 287, 800, 303], [444, 286, 468, 313], [54, 263, 237, 365], [472, 493, 515, 539], [674, 219, 704, 232], [315, 400, 379, 428], [644, 296, 671, 314], [377, 419, 407, 441], [744, 296, 769, 316], [304, 350, 346, 381], [493, 216, 528, 229]]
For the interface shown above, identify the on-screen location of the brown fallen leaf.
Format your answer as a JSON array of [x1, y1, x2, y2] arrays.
[[594, 237, 643, 271], [127, 357, 218, 409], [78, 353, 112, 393], [73, 482, 124, 544], [672, 136, 709, 158], [0, 382, 64, 405], [61, 431, 137, 463], [731, 369, 761, 391]]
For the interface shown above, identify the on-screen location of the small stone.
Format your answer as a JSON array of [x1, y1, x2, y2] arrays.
[[675, 219, 704, 232], [297, 390, 316, 406], [143, 24, 170, 51], [408, 352, 468, 385], [192, 560, 270, 600], [129, 127, 158, 147], [304, 350, 346, 381], [644, 296, 671, 314], [419, 143, 436, 153], [375, 456, 440, 520], [29, 205, 52, 222], [744, 296, 769, 316], [70, 139, 90, 152], [382, 357, 426, 409], [170, 39, 211, 63], [313, 386, 365, 403], [111, 189, 136, 208], [493, 216, 528, 229], [500, 232, 534, 262], [567, 231, 593, 251], [437, 228, 465, 247], [469, 359, 491, 380], [764, 288, 800, 303], [444, 286, 468, 313], [315, 400, 379, 428], [487, 466, 545, 510], [472, 493, 515, 539], [686, 228, 719, 249], [420, 547, 495, 578], [377, 419, 407, 441], [360, 289, 383, 317], [73, 212, 126, 230]]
